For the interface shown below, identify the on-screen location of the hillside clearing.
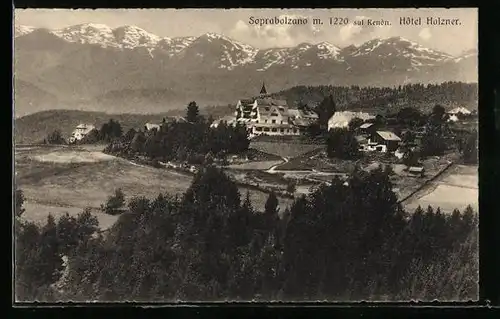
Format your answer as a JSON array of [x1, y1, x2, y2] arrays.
[[16, 146, 293, 228], [250, 141, 323, 159]]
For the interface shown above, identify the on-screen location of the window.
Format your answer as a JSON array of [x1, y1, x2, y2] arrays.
[[271, 112, 279, 117], [272, 120, 276, 124], [271, 128, 278, 132], [293, 129, 298, 133], [256, 127, 262, 132], [265, 120, 268, 123], [265, 107, 270, 111], [281, 121, 284, 124], [280, 128, 284, 133], [256, 120, 259, 123], [264, 128, 270, 132]]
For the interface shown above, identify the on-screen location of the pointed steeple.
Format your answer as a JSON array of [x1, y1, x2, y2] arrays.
[[260, 82, 268, 95]]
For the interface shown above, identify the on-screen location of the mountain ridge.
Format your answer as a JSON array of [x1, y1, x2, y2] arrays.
[[14, 23, 477, 116]]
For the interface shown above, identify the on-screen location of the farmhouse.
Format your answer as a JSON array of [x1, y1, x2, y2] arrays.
[[69, 124, 95, 143], [327, 111, 375, 131], [368, 131, 402, 152]]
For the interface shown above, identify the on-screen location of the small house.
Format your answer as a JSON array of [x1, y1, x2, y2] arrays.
[[369, 131, 402, 152], [359, 122, 376, 135], [408, 166, 425, 178], [69, 124, 96, 143]]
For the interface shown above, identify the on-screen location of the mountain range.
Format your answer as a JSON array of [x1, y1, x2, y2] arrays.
[[13, 23, 477, 117]]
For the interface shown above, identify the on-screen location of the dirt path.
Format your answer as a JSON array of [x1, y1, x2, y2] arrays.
[[266, 156, 289, 174]]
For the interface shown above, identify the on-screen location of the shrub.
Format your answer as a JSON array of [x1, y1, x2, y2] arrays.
[[101, 189, 126, 215]]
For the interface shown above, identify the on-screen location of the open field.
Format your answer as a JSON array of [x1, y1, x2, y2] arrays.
[[403, 164, 478, 213], [15, 146, 293, 229], [276, 149, 353, 172]]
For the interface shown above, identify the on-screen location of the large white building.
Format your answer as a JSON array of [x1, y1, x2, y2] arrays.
[[69, 124, 95, 143], [212, 83, 318, 138]]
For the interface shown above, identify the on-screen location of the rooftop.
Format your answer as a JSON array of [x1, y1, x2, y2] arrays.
[[256, 98, 288, 106], [376, 131, 401, 141], [76, 124, 93, 129]]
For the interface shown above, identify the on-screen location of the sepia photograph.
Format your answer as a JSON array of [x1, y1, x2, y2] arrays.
[[13, 8, 478, 302]]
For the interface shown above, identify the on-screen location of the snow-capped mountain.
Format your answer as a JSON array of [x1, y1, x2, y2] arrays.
[[453, 48, 478, 62], [13, 23, 477, 115], [176, 32, 259, 70], [14, 25, 36, 37], [350, 36, 452, 62], [50, 23, 165, 50], [344, 36, 455, 74]]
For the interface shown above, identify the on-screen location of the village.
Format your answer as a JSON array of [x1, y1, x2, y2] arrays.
[[65, 83, 478, 211]]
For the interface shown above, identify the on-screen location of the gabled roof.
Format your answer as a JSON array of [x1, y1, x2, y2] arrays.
[[375, 131, 401, 141], [359, 123, 374, 129], [258, 104, 289, 118], [76, 124, 94, 129], [328, 111, 375, 125], [290, 118, 314, 127], [287, 108, 301, 118], [256, 98, 287, 106]]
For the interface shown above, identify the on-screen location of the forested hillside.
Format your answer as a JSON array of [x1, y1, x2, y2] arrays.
[[15, 82, 477, 144], [271, 82, 478, 114]]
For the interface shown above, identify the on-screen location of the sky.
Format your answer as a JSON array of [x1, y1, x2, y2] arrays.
[[14, 8, 477, 56]]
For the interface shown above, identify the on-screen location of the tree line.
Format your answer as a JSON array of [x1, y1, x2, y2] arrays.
[[15, 165, 478, 302], [273, 82, 478, 112], [43, 119, 124, 145], [104, 102, 250, 164]]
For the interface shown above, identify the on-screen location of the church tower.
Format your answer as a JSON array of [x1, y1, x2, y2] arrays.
[[259, 82, 268, 96]]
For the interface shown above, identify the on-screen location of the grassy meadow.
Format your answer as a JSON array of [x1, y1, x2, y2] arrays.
[[15, 145, 293, 230]]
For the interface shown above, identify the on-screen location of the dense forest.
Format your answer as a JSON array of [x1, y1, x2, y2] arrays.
[[272, 82, 478, 114], [15, 165, 478, 302]]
